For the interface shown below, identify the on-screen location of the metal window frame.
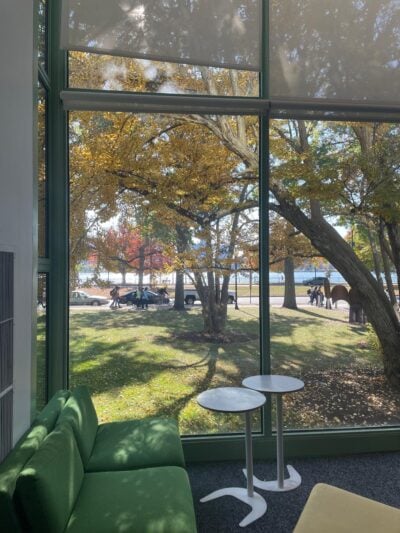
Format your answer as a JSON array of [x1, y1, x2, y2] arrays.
[[44, 0, 400, 462]]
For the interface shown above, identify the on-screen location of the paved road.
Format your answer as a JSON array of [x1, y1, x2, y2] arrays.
[[68, 295, 349, 311]]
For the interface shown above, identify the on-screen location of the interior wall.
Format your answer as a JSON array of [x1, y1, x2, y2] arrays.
[[0, 0, 34, 443]]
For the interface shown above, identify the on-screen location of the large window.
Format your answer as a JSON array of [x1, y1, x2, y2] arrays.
[[68, 110, 260, 435], [45, 0, 400, 457]]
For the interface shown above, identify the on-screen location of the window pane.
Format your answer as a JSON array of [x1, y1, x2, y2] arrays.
[[270, 1, 400, 103], [69, 111, 260, 436], [269, 119, 400, 430], [38, 0, 48, 71], [68, 52, 259, 97], [62, 0, 261, 71], [37, 273, 48, 411], [38, 82, 47, 257]]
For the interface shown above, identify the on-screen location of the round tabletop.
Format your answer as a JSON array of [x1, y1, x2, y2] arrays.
[[197, 387, 266, 413], [242, 375, 304, 394]]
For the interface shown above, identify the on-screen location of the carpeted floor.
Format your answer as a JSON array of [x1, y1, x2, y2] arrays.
[[187, 452, 400, 532]]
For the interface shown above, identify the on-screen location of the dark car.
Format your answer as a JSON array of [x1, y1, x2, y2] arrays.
[[119, 290, 169, 306], [302, 276, 329, 286]]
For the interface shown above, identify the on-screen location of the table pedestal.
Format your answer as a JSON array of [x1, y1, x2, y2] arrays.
[[200, 412, 267, 527], [243, 395, 302, 492]]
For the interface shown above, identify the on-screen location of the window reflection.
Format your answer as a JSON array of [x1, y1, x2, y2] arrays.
[[38, 83, 47, 257], [38, 0, 47, 72], [37, 273, 48, 411]]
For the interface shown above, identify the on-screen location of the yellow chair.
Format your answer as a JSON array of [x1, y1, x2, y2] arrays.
[[294, 483, 400, 533]]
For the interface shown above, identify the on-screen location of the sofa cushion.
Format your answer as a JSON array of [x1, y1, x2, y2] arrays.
[[57, 385, 98, 466], [86, 418, 185, 472], [16, 423, 84, 533], [294, 483, 400, 533], [0, 390, 69, 532], [66, 466, 197, 533]]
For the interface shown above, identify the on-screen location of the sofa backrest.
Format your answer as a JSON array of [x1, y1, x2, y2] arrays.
[[56, 385, 98, 466], [33, 389, 71, 432], [0, 389, 70, 532], [16, 423, 84, 533]]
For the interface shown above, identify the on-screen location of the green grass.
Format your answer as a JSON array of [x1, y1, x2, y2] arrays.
[[68, 305, 379, 434]]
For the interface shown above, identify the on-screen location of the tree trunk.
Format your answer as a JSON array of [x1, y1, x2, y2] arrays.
[[138, 244, 145, 288], [386, 222, 400, 299], [283, 256, 297, 309], [121, 266, 127, 286], [173, 225, 190, 311], [367, 227, 383, 288], [174, 270, 185, 310], [201, 301, 227, 336], [272, 193, 400, 386], [379, 221, 396, 306], [193, 270, 229, 338]]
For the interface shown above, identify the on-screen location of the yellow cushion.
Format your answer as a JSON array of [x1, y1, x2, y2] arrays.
[[294, 483, 400, 533]]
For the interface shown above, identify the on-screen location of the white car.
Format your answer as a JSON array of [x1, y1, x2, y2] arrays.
[[70, 290, 109, 306]]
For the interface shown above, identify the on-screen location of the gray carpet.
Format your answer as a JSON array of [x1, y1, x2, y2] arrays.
[[187, 452, 400, 532]]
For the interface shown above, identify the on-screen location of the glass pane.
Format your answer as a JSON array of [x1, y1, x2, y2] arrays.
[[69, 111, 260, 435], [269, 119, 400, 430], [37, 273, 48, 411], [270, 0, 400, 102], [69, 52, 259, 97], [38, 0, 47, 71], [38, 82, 47, 257]]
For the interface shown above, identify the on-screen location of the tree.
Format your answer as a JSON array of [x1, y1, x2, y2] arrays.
[[267, 121, 400, 385], [182, 107, 400, 384], [69, 54, 400, 382], [115, 120, 258, 337], [93, 223, 170, 286]]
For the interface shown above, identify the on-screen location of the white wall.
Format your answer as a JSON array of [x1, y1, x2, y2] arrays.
[[0, 1, 34, 442]]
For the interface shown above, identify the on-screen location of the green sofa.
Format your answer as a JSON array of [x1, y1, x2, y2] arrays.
[[0, 387, 197, 533]]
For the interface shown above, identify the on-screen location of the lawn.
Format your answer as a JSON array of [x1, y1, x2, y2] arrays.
[[68, 304, 394, 434]]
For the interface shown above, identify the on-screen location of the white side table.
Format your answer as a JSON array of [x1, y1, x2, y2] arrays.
[[242, 374, 304, 492], [197, 387, 267, 528]]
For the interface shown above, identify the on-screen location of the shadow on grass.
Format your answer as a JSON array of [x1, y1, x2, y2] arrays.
[[153, 345, 218, 420], [71, 340, 219, 421], [69, 305, 377, 423], [295, 307, 350, 323]]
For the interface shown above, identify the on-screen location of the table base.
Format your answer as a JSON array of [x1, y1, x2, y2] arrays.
[[200, 487, 267, 527], [243, 464, 302, 492]]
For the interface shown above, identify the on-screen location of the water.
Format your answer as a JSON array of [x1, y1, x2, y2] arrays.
[[77, 269, 392, 286]]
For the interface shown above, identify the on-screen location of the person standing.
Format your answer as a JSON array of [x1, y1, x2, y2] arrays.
[[110, 285, 120, 309]]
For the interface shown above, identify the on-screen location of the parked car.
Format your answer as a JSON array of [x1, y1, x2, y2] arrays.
[[183, 289, 235, 305], [70, 290, 109, 306], [119, 290, 169, 306], [302, 276, 329, 286]]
